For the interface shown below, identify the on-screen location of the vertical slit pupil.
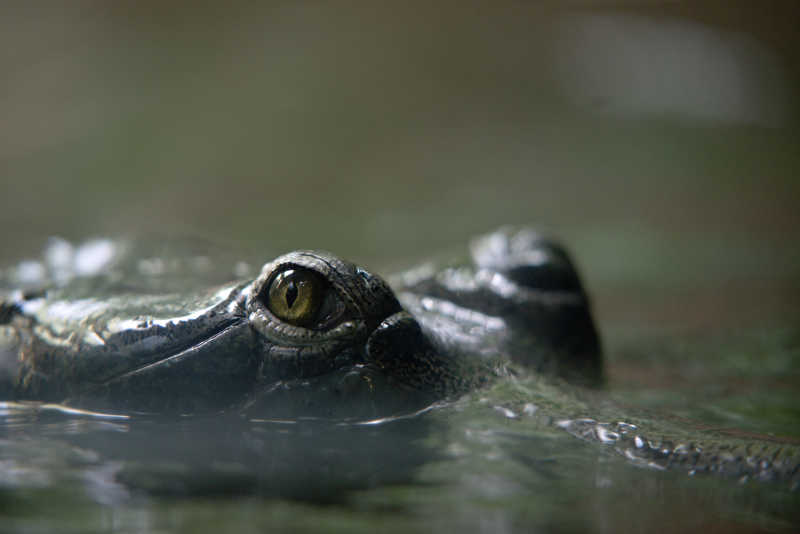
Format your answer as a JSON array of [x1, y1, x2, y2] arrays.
[[285, 280, 299, 308]]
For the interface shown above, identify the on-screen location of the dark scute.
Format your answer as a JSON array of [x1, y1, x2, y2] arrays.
[[472, 230, 586, 293], [505, 261, 582, 292]]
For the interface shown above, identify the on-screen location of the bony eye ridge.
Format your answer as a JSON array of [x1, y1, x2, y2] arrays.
[[264, 268, 326, 327]]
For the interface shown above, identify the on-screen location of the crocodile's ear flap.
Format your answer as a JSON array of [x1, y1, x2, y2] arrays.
[[365, 312, 468, 396]]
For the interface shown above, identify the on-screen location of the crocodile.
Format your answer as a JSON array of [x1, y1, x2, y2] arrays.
[[0, 227, 797, 487], [0, 227, 599, 415]]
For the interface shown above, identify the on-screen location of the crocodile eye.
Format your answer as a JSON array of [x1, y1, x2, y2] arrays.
[[264, 268, 325, 327]]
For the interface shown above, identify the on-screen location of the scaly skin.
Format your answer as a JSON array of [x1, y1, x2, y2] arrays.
[[0, 227, 796, 487]]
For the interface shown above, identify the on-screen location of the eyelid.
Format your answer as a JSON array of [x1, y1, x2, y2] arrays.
[[246, 259, 364, 344], [248, 298, 366, 346]]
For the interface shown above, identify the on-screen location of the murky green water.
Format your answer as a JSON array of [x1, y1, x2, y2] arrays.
[[1, 233, 798, 532], [2, 359, 799, 533], [1, 2, 799, 532]]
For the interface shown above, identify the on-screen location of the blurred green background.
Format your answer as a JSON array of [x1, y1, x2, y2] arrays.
[[2, 4, 800, 529], [2, 1, 799, 336]]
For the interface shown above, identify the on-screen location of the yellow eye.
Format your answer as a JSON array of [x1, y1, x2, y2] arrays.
[[266, 268, 325, 327]]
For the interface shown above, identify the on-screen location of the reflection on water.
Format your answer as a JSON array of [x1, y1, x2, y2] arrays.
[[2, 363, 799, 533], [0, 401, 437, 502]]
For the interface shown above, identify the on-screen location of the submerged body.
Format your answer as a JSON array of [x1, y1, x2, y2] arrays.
[[0, 228, 796, 487]]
